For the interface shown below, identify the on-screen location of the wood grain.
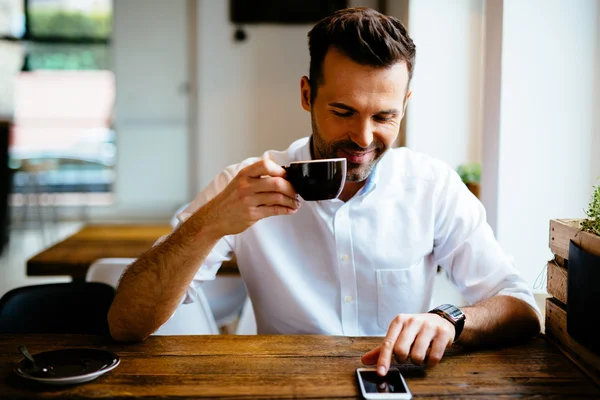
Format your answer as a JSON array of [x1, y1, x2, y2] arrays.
[[27, 224, 239, 279], [545, 297, 600, 386], [549, 219, 600, 260], [1, 334, 599, 399], [547, 260, 568, 305]]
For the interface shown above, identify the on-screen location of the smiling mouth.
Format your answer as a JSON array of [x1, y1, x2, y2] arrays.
[[342, 149, 374, 156], [338, 149, 377, 165]]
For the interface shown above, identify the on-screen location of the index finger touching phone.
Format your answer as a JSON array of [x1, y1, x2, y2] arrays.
[[356, 367, 412, 399]]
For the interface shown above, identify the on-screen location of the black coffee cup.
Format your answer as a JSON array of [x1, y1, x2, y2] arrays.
[[283, 158, 346, 201]]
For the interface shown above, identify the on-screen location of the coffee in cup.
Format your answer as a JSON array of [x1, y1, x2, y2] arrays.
[[283, 158, 346, 201]]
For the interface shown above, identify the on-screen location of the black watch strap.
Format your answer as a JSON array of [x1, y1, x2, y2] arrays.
[[428, 304, 466, 342]]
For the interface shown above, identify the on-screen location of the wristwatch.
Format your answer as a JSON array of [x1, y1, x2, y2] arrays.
[[428, 304, 466, 342]]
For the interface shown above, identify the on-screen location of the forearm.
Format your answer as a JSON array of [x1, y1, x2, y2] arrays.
[[107, 208, 223, 342], [457, 295, 541, 347]]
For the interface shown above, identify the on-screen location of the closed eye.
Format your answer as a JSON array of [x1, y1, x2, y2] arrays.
[[332, 110, 354, 118], [374, 114, 395, 122]]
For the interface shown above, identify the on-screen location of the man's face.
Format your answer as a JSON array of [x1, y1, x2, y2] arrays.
[[301, 48, 410, 182]]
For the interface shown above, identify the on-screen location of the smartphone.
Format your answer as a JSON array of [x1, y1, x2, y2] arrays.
[[356, 367, 412, 399]]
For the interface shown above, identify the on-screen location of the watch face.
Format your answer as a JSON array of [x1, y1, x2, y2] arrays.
[[438, 304, 464, 322], [431, 304, 465, 342]]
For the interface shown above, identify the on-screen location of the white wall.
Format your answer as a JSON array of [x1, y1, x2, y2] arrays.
[[404, 0, 484, 169], [480, 0, 504, 235], [194, 0, 312, 191], [350, 0, 379, 8], [0, 42, 23, 118], [495, 0, 600, 288], [592, 2, 600, 193], [194, 0, 383, 192], [91, 0, 190, 221]]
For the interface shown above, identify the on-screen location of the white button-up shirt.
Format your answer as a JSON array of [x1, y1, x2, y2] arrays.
[[174, 137, 540, 336]]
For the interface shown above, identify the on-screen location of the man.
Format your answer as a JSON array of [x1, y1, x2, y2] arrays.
[[108, 7, 541, 376]]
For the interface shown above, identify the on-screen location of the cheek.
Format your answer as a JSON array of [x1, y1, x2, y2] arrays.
[[319, 116, 350, 140], [376, 125, 400, 148]]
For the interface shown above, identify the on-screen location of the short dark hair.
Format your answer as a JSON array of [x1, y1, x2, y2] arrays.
[[307, 7, 416, 103]]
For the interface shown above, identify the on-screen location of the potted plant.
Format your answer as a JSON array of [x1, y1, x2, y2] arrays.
[[456, 162, 481, 199], [581, 182, 599, 237], [548, 180, 600, 268], [545, 180, 600, 383]]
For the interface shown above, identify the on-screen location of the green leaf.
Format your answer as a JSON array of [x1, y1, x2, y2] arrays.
[[581, 180, 600, 236], [456, 162, 481, 184]]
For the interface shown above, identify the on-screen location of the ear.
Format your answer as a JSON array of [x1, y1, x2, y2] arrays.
[[403, 90, 412, 114], [300, 76, 311, 112]]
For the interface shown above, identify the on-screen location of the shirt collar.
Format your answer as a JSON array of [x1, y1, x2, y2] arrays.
[[357, 159, 380, 197], [298, 136, 313, 162]]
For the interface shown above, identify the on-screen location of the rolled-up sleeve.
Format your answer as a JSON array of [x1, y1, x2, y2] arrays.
[[169, 169, 239, 304], [433, 166, 541, 317], [150, 224, 234, 309], [173, 209, 235, 283]]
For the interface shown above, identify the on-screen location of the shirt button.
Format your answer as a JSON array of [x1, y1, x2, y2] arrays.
[[345, 296, 353, 303], [341, 255, 350, 261]]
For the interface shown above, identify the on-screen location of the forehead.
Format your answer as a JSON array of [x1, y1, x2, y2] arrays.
[[318, 48, 409, 103]]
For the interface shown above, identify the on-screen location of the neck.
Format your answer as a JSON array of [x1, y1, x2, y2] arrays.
[[338, 180, 366, 202]]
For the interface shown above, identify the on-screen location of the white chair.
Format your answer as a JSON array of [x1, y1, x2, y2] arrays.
[[171, 203, 249, 328], [153, 289, 219, 335], [202, 276, 248, 327], [86, 257, 219, 335], [235, 297, 257, 335], [84, 257, 133, 288]]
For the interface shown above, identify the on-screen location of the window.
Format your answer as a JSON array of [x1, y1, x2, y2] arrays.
[[27, 0, 111, 42], [0, 0, 115, 208]]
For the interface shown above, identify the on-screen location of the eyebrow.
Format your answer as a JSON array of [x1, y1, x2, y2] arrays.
[[328, 102, 399, 115]]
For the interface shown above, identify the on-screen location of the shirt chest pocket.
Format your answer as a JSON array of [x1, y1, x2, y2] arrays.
[[376, 263, 429, 330]]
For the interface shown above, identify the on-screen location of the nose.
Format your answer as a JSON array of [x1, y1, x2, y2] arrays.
[[349, 118, 374, 149]]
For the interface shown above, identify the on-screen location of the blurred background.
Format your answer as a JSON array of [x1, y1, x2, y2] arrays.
[[0, 0, 598, 302]]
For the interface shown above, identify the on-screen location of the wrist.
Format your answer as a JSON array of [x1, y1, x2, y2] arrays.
[[428, 304, 466, 343], [432, 313, 456, 337], [187, 205, 227, 242]]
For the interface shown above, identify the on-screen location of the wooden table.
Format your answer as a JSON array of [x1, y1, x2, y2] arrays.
[[1, 334, 599, 399], [26, 224, 239, 280]]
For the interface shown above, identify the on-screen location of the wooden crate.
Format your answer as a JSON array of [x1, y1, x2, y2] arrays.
[[549, 219, 600, 260], [546, 218, 600, 385], [546, 260, 567, 305], [545, 298, 600, 385], [547, 219, 600, 305]]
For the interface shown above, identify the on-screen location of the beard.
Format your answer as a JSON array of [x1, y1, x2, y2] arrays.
[[310, 113, 389, 182]]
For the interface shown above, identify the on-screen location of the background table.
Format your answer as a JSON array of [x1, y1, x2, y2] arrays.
[[26, 224, 239, 280], [1, 334, 599, 399]]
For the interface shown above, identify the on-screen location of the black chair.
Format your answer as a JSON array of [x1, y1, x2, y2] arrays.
[[0, 120, 11, 256], [0, 282, 115, 335]]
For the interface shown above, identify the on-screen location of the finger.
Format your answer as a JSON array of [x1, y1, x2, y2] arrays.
[[253, 176, 298, 200], [243, 158, 286, 179], [376, 317, 404, 376], [361, 345, 381, 365], [391, 320, 422, 364], [252, 192, 300, 210], [409, 326, 436, 365], [426, 335, 449, 368], [254, 204, 299, 219]]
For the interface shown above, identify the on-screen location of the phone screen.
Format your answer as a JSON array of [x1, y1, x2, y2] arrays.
[[358, 370, 408, 394]]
